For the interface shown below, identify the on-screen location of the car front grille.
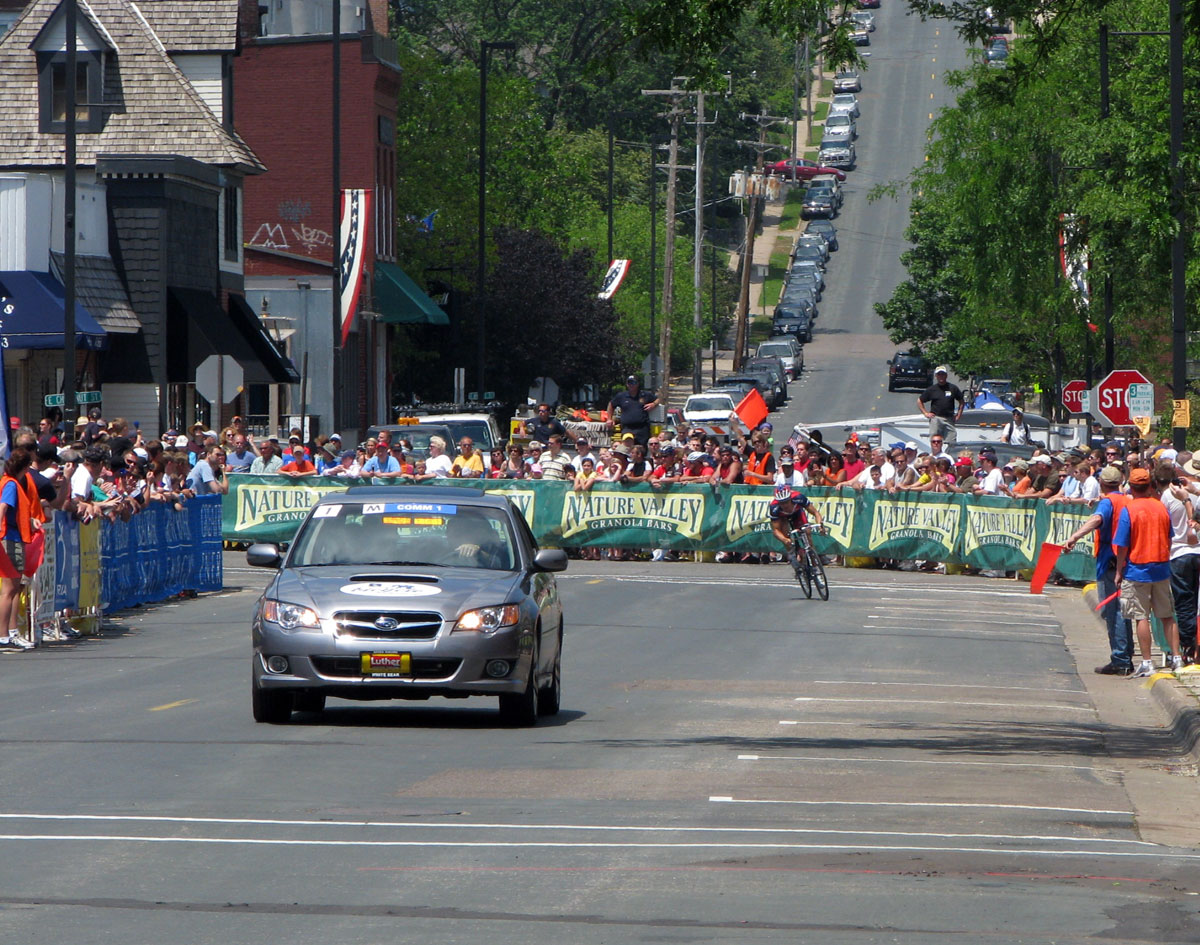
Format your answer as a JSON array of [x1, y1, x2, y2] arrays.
[[334, 611, 444, 640], [312, 656, 462, 679]]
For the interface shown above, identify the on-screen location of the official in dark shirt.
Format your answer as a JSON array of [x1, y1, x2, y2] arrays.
[[524, 404, 568, 445], [606, 376, 660, 447], [917, 365, 964, 445]]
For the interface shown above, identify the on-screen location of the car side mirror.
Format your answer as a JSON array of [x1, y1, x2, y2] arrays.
[[247, 543, 283, 568], [886, 359, 892, 365], [532, 548, 568, 573]]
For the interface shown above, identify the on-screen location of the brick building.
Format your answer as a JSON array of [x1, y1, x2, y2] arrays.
[[234, 0, 442, 441]]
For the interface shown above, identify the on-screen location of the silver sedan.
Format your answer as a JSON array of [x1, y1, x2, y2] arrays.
[[248, 488, 566, 726]]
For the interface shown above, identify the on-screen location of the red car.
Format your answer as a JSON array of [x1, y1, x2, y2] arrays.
[[766, 158, 847, 182]]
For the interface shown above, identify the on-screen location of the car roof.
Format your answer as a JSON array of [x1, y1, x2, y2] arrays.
[[313, 486, 512, 510]]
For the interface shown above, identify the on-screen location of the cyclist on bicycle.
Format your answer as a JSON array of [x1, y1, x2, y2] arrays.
[[769, 484, 825, 574]]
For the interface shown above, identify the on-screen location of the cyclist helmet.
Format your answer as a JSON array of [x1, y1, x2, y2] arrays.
[[774, 484, 795, 502]]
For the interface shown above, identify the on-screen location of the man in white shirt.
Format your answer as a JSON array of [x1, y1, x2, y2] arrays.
[[972, 448, 1009, 496], [927, 434, 954, 463], [1161, 461, 1200, 663], [1047, 459, 1100, 506], [1000, 408, 1034, 446], [571, 437, 599, 469]]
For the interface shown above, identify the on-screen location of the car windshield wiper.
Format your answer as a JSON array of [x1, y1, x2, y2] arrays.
[[366, 560, 435, 567]]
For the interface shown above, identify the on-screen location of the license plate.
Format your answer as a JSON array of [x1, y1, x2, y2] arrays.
[[360, 652, 411, 677]]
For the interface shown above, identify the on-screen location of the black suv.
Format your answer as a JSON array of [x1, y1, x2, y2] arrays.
[[887, 353, 933, 392]]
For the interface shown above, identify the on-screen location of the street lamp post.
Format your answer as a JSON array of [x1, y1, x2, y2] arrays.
[[477, 40, 515, 400]]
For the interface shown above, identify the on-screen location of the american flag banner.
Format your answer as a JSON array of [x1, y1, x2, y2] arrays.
[[339, 188, 372, 345]]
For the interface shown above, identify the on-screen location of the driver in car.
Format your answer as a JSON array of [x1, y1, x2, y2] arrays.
[[445, 515, 504, 569]]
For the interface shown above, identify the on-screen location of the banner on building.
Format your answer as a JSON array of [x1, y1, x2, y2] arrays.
[[339, 188, 372, 345], [220, 478, 1098, 582]]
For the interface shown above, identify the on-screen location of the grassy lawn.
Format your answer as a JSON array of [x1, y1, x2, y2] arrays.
[[760, 237, 793, 310], [749, 315, 774, 346], [820, 77, 833, 97], [777, 187, 806, 232]]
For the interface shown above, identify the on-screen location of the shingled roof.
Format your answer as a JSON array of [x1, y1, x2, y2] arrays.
[[0, 0, 263, 172], [136, 0, 238, 52]]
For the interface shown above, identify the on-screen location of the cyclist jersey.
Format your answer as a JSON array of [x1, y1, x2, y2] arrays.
[[768, 493, 811, 530]]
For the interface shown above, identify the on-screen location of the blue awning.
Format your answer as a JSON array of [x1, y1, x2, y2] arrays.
[[0, 271, 108, 350]]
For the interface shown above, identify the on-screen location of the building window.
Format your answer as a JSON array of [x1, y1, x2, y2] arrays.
[[38, 52, 103, 133], [223, 185, 240, 262]]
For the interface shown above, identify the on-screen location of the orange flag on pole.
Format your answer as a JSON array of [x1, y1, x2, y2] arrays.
[[734, 388, 769, 432], [1030, 542, 1063, 594]]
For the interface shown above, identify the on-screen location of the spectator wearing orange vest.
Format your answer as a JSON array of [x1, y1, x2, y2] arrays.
[[0, 449, 42, 649], [741, 433, 776, 486], [1114, 465, 1183, 677], [1064, 465, 1135, 675]]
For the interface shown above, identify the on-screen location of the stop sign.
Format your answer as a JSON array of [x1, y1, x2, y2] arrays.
[[1094, 369, 1152, 427], [1062, 379, 1088, 415]]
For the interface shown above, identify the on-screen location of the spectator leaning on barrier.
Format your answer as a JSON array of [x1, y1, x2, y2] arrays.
[[972, 447, 1010, 497], [1114, 465, 1184, 677], [538, 435, 570, 481], [280, 444, 318, 478], [360, 441, 400, 478], [250, 440, 283, 475], [741, 433, 776, 486], [225, 433, 256, 473], [187, 446, 229, 495], [451, 438, 485, 479]]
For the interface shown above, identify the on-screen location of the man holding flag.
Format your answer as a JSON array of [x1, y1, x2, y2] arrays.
[[1063, 465, 1134, 676]]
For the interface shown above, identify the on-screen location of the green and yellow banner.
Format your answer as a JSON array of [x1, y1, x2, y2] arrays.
[[222, 477, 1098, 581]]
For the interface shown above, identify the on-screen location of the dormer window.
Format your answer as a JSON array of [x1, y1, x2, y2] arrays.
[[38, 51, 104, 133]]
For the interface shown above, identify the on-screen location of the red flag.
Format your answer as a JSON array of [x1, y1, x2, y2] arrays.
[[734, 388, 769, 431], [1030, 542, 1063, 594], [1095, 588, 1121, 611]]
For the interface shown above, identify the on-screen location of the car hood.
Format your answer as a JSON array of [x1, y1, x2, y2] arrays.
[[270, 565, 524, 616]]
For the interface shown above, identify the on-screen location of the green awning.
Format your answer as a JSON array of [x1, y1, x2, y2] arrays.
[[375, 261, 450, 326]]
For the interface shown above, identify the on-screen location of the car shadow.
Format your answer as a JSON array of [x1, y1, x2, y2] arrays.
[[290, 704, 586, 730]]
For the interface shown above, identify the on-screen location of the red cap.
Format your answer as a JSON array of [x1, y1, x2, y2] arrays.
[[8, 417, 19, 430]]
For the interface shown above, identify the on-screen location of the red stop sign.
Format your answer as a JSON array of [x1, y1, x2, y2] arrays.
[[1094, 369, 1152, 427], [1062, 380, 1087, 415]]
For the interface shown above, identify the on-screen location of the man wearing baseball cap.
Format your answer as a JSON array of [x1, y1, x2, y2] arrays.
[[606, 375, 660, 448], [1112, 466, 1184, 676], [1064, 466, 1135, 674], [917, 365, 964, 446]]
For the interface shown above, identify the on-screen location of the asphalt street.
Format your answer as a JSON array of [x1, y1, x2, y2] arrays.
[[1, 557, 1198, 944], [2, 8, 1198, 945], [779, 5, 967, 431]]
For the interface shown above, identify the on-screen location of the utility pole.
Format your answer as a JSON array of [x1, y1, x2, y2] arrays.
[[733, 113, 787, 371], [689, 92, 717, 393], [642, 81, 694, 410]]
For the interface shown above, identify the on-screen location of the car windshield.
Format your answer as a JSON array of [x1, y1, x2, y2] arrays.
[[289, 502, 518, 571], [442, 420, 493, 451], [827, 115, 850, 126], [759, 345, 792, 357], [686, 397, 734, 413], [832, 94, 856, 105]]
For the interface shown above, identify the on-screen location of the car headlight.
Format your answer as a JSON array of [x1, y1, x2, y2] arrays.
[[454, 604, 520, 634], [262, 599, 321, 631]]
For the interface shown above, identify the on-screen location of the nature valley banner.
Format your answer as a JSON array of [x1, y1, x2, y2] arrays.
[[1042, 504, 1098, 582], [865, 492, 961, 560], [221, 476, 1109, 581], [959, 496, 1040, 571]]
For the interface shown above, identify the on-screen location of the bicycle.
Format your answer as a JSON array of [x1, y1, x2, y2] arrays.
[[789, 524, 829, 600]]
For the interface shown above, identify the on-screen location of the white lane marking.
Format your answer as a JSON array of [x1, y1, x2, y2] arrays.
[[709, 797, 1130, 816], [868, 614, 1057, 628], [0, 813, 1149, 847], [559, 574, 1046, 598], [811, 680, 1087, 696], [779, 720, 859, 725], [862, 624, 1061, 640], [737, 753, 1118, 774], [793, 697, 1094, 712], [1, 833, 1195, 859]]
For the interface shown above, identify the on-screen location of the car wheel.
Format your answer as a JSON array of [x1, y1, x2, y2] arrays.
[[537, 624, 562, 716], [499, 643, 539, 726], [887, 381, 896, 392], [252, 673, 293, 724], [294, 690, 326, 715]]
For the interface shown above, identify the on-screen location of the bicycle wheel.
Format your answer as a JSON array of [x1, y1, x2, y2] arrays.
[[808, 549, 829, 600], [796, 555, 813, 597]]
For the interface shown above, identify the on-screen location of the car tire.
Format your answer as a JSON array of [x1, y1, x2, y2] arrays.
[[537, 624, 562, 717], [252, 673, 293, 724], [887, 381, 896, 392], [294, 690, 326, 715], [499, 643, 540, 726]]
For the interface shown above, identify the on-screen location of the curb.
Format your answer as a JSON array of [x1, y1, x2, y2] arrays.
[[1080, 582, 1200, 766], [1145, 673, 1200, 767]]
